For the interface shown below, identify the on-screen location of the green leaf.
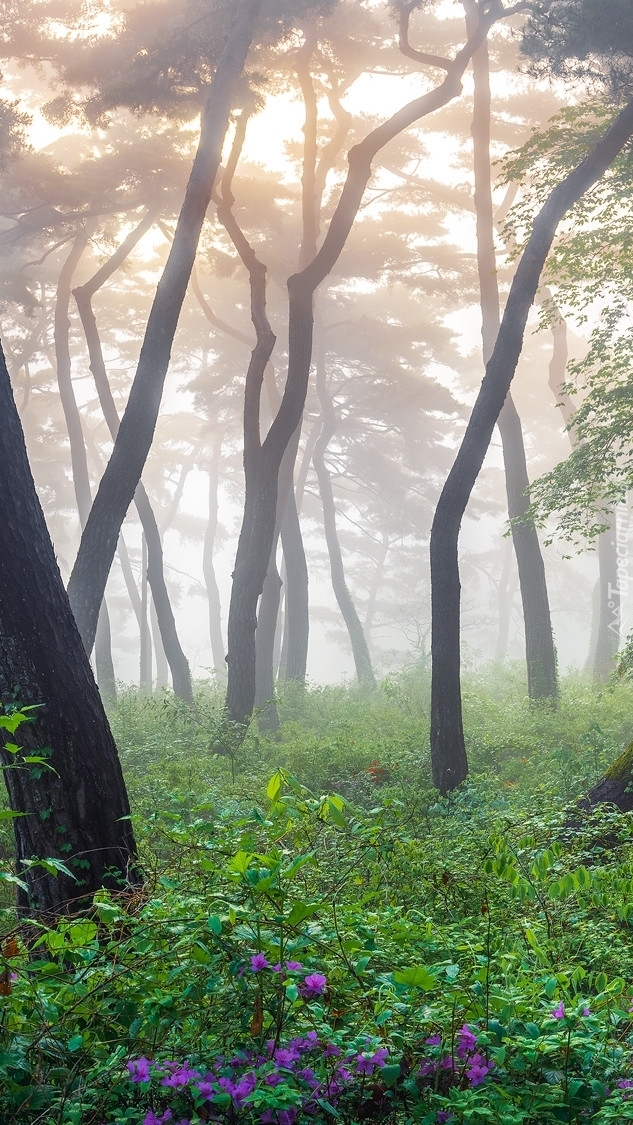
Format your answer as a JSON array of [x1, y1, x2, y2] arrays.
[[207, 914, 222, 935], [68, 922, 97, 946], [266, 771, 284, 803], [227, 851, 254, 876], [393, 965, 436, 991], [0, 809, 27, 820], [67, 1035, 84, 1052], [381, 1063, 401, 1088], [286, 901, 320, 927], [0, 871, 28, 890]]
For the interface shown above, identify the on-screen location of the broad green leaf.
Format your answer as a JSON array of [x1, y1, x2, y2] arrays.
[[207, 914, 222, 935], [393, 965, 436, 991], [286, 901, 320, 927], [0, 810, 27, 820]]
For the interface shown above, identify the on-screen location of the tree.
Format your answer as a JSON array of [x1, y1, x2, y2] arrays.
[[224, 1, 522, 727], [430, 98, 633, 795], [66, 0, 264, 656], [0, 337, 138, 916], [463, 0, 558, 702]]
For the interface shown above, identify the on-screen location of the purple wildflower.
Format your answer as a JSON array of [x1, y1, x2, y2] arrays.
[[128, 1057, 153, 1083], [301, 972, 327, 998], [551, 1001, 565, 1019], [582, 1006, 591, 1016], [251, 953, 269, 972], [143, 1113, 172, 1125], [425, 1034, 441, 1046], [285, 960, 303, 971], [297, 1066, 319, 1089], [466, 1052, 494, 1087], [437, 1113, 453, 1124], [323, 1042, 341, 1058], [161, 1064, 200, 1088], [264, 1071, 283, 1086], [195, 1078, 215, 1100], [356, 1047, 389, 1075], [274, 1046, 301, 1067], [456, 1024, 477, 1059]]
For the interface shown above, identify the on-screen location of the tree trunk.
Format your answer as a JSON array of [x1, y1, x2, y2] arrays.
[[66, 0, 262, 655], [95, 603, 117, 707], [313, 320, 376, 688], [582, 739, 633, 813], [0, 337, 137, 917], [225, 8, 499, 725], [150, 597, 169, 690], [203, 447, 227, 679], [278, 490, 309, 683], [54, 228, 118, 702], [72, 210, 193, 703], [139, 533, 152, 695], [465, 0, 558, 701], [430, 97, 633, 795]]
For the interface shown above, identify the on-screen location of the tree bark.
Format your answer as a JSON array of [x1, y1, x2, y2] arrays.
[[465, 0, 558, 701], [225, 7, 501, 725], [0, 337, 137, 917], [66, 0, 262, 655], [203, 444, 227, 679], [72, 208, 194, 703], [139, 533, 152, 695], [313, 318, 376, 688], [430, 96, 633, 795], [54, 228, 118, 702]]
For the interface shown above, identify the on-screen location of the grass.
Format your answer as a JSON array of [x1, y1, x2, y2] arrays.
[[2, 667, 633, 1123]]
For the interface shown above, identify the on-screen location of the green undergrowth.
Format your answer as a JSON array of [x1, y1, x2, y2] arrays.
[[2, 670, 633, 1123]]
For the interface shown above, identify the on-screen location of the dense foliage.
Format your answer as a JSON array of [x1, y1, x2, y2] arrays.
[[3, 673, 633, 1123]]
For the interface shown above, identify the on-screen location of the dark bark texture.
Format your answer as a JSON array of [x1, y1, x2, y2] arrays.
[[0, 338, 137, 917], [67, 0, 262, 656], [430, 96, 633, 795]]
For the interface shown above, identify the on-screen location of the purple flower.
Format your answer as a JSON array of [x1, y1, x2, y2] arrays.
[[274, 1046, 301, 1067], [437, 1113, 453, 1124], [143, 1113, 172, 1125], [466, 1052, 494, 1087], [195, 1080, 215, 1099], [264, 1071, 283, 1086], [128, 1057, 153, 1083], [285, 960, 303, 971], [551, 1001, 565, 1019], [251, 953, 269, 972], [161, 1064, 200, 1087], [261, 1112, 297, 1125], [425, 1034, 441, 1046], [323, 1042, 341, 1058], [456, 1024, 477, 1059], [297, 1066, 319, 1089], [582, 1006, 591, 1016], [301, 972, 327, 998]]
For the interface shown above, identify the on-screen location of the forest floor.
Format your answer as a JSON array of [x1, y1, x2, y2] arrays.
[[2, 664, 633, 1123]]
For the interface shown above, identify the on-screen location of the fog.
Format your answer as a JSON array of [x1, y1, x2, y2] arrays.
[[0, 0, 628, 704]]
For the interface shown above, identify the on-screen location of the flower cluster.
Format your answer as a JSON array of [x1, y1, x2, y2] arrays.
[[417, 1024, 494, 1093], [248, 957, 327, 999], [128, 1032, 391, 1124]]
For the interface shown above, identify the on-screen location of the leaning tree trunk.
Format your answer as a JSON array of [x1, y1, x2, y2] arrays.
[[0, 337, 137, 917], [225, 7, 502, 725], [430, 97, 633, 795], [54, 229, 118, 702], [66, 0, 262, 656], [465, 0, 558, 701], [72, 208, 193, 703]]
